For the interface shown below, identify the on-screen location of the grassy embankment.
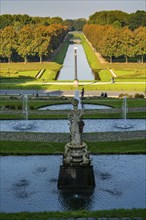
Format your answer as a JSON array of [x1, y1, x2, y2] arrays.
[[52, 33, 72, 64], [0, 208, 146, 220]]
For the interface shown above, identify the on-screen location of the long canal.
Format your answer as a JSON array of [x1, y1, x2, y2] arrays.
[[57, 43, 95, 81]]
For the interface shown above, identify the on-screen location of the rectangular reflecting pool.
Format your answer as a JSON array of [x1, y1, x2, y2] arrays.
[[57, 44, 95, 80], [1, 155, 145, 213]]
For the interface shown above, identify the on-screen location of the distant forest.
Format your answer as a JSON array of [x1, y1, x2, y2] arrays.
[[0, 10, 146, 62]]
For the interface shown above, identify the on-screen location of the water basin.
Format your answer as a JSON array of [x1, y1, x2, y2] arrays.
[[38, 104, 112, 110], [1, 155, 145, 212], [0, 119, 145, 133]]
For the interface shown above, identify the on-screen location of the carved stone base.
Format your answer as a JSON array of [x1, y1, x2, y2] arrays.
[[58, 165, 95, 189], [63, 142, 90, 165]]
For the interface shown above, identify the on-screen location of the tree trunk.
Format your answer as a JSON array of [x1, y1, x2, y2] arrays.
[[110, 56, 112, 63], [125, 56, 128, 63], [142, 55, 144, 64], [8, 57, 11, 63], [40, 55, 42, 63], [24, 56, 27, 64]]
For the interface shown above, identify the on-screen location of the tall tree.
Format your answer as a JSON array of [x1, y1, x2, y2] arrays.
[[99, 27, 122, 63], [17, 25, 33, 63], [129, 10, 146, 30], [0, 14, 13, 29], [88, 10, 129, 27], [120, 27, 135, 63], [134, 27, 146, 63], [33, 25, 51, 63], [1, 26, 17, 62]]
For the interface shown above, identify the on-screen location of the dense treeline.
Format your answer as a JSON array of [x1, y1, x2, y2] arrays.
[[0, 14, 86, 31], [88, 10, 146, 30], [1, 10, 145, 31], [83, 24, 146, 63], [0, 24, 68, 62], [0, 10, 145, 63]]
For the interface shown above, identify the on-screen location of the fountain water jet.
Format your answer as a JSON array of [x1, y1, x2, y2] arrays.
[[22, 95, 28, 120], [13, 95, 35, 131], [58, 91, 95, 190], [115, 96, 132, 129], [74, 90, 82, 109]]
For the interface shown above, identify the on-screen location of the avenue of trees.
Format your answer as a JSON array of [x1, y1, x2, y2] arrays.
[[83, 24, 146, 63], [0, 10, 145, 63], [0, 24, 68, 62]]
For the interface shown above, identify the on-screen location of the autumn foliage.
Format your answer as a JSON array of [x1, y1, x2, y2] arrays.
[[83, 24, 146, 63], [0, 24, 68, 62]]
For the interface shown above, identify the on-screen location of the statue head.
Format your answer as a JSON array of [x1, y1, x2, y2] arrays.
[[72, 98, 79, 110]]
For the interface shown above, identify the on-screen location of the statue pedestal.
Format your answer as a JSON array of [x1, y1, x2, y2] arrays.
[[58, 165, 95, 189]]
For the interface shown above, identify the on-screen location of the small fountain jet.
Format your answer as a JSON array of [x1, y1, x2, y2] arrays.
[[116, 96, 132, 129], [22, 95, 28, 120]]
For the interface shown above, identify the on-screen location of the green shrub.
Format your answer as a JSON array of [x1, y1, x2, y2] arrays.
[[10, 96, 18, 100], [119, 93, 133, 98], [29, 106, 35, 110], [17, 104, 22, 110], [134, 93, 145, 98]]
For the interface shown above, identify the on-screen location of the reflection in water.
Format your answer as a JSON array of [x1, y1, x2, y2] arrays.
[[57, 44, 95, 81], [59, 190, 94, 210]]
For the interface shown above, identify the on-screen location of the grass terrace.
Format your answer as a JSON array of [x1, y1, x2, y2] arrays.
[[0, 62, 62, 83]]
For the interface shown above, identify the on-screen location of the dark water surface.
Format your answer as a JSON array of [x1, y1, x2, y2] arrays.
[[1, 155, 145, 213]]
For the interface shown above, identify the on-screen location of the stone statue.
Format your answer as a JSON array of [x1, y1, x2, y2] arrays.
[[68, 98, 84, 146], [63, 93, 90, 166]]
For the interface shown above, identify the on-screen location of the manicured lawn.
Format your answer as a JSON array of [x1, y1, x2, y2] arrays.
[[0, 70, 38, 79], [0, 62, 62, 83], [0, 82, 145, 91], [1, 139, 146, 155], [84, 83, 145, 91], [114, 69, 145, 78]]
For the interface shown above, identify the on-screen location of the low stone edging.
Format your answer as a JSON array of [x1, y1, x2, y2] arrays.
[[0, 131, 145, 143]]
